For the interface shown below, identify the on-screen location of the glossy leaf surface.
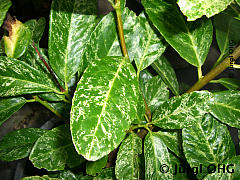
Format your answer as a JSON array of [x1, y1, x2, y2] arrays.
[[84, 8, 166, 70], [71, 57, 139, 161], [211, 78, 240, 90], [0, 56, 60, 97], [210, 90, 240, 128], [0, 128, 47, 161], [115, 133, 142, 180], [144, 132, 172, 179], [0, 0, 12, 26], [49, 0, 99, 84], [151, 56, 179, 95], [4, 19, 31, 58], [30, 125, 84, 171], [86, 156, 108, 176], [22, 176, 59, 180], [183, 114, 235, 178], [0, 97, 26, 126], [152, 91, 213, 129], [142, 75, 169, 113], [142, 0, 213, 67], [177, 0, 233, 21]]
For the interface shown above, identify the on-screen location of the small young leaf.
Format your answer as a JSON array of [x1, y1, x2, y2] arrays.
[[30, 125, 85, 171], [0, 56, 61, 97], [0, 0, 12, 26], [22, 175, 59, 180], [0, 97, 26, 126], [0, 128, 47, 161], [152, 91, 213, 129], [177, 0, 233, 21], [183, 114, 235, 179], [144, 132, 172, 179], [71, 57, 139, 161], [49, 0, 100, 84], [3, 17, 32, 58], [210, 78, 240, 90], [142, 0, 213, 68], [210, 90, 240, 128], [115, 133, 142, 180], [151, 55, 179, 95], [86, 156, 108, 176], [141, 75, 169, 113]]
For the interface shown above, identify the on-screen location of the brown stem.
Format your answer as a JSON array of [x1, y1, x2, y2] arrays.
[[187, 45, 240, 93], [32, 42, 65, 92]]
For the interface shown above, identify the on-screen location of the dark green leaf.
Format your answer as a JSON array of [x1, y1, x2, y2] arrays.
[[139, 70, 153, 88], [210, 90, 240, 128], [0, 97, 26, 126], [86, 156, 108, 176], [142, 0, 213, 67], [93, 168, 115, 180], [142, 75, 169, 113], [144, 132, 172, 179], [0, 128, 47, 161], [0, 0, 12, 26], [177, 0, 233, 21], [210, 78, 240, 90], [30, 125, 85, 171], [83, 8, 166, 70], [151, 56, 179, 95], [203, 155, 240, 180], [71, 57, 139, 161], [49, 0, 99, 84], [58, 171, 92, 180], [22, 175, 59, 180], [38, 93, 65, 102], [152, 91, 213, 129], [4, 19, 32, 58], [0, 56, 61, 97], [183, 114, 235, 179], [25, 18, 46, 43], [115, 133, 142, 180]]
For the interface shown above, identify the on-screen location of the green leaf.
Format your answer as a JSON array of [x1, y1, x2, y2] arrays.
[[152, 91, 213, 129], [142, 75, 169, 113], [144, 132, 172, 180], [177, 0, 233, 21], [22, 175, 59, 180], [4, 18, 32, 58], [49, 0, 99, 85], [139, 70, 153, 87], [210, 78, 240, 90], [94, 168, 115, 180], [0, 97, 26, 126], [142, 0, 213, 68], [30, 125, 85, 171], [169, 153, 189, 179], [156, 131, 181, 158], [0, 128, 47, 161], [210, 90, 240, 128], [203, 155, 240, 179], [182, 114, 235, 179], [0, 56, 61, 97], [83, 8, 166, 70], [115, 133, 142, 180], [151, 56, 179, 95], [71, 57, 139, 161], [57, 171, 92, 180], [0, 0, 12, 27], [86, 156, 108, 176]]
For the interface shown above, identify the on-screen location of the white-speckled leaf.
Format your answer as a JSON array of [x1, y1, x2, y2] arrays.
[[22, 175, 59, 180], [49, 0, 99, 84], [177, 0, 234, 21], [83, 8, 166, 69], [115, 133, 142, 180], [210, 90, 240, 128], [142, 75, 169, 113], [0, 56, 61, 97], [142, 0, 213, 68], [70, 57, 139, 161], [0, 97, 26, 126], [152, 91, 213, 129], [183, 114, 235, 179], [144, 132, 172, 180], [0, 128, 47, 161], [30, 125, 85, 171], [151, 56, 179, 95], [86, 156, 108, 176]]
